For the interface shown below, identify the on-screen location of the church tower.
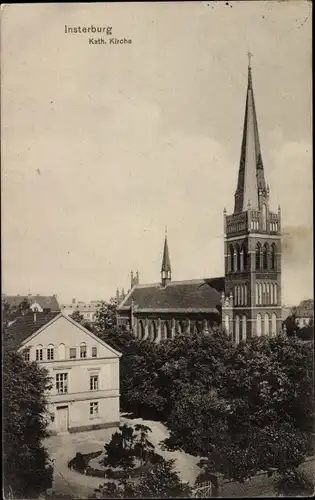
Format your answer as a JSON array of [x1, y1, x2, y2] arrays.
[[222, 57, 282, 342]]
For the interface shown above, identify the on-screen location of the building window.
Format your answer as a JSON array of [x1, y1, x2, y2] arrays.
[[92, 346, 97, 358], [274, 284, 278, 305], [69, 348, 77, 359], [23, 348, 30, 362], [263, 243, 269, 270], [90, 375, 99, 391], [36, 346, 43, 361], [90, 402, 99, 416], [242, 244, 248, 271], [236, 245, 241, 271], [271, 244, 276, 270], [56, 373, 68, 394], [47, 346, 54, 361], [230, 245, 235, 272], [80, 344, 87, 358], [255, 244, 261, 270]]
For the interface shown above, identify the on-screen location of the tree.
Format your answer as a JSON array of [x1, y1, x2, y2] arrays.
[[163, 333, 314, 486], [283, 313, 300, 337], [93, 456, 193, 498], [3, 341, 53, 498], [94, 297, 119, 332], [2, 298, 30, 327], [69, 309, 94, 332], [104, 423, 155, 470]]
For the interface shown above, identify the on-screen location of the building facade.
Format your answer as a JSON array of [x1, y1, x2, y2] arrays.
[[61, 299, 102, 323], [117, 61, 282, 342], [7, 312, 121, 434]]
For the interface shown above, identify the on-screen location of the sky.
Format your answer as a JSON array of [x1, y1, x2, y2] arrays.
[[1, 1, 312, 306]]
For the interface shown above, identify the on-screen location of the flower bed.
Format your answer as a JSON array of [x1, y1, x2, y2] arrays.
[[68, 450, 161, 479]]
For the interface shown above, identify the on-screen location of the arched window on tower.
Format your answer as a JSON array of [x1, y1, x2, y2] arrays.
[[262, 283, 266, 305], [262, 204, 267, 231], [263, 243, 269, 270], [255, 244, 261, 270], [274, 284, 278, 305], [230, 245, 235, 272], [244, 284, 247, 305], [242, 243, 248, 271], [259, 283, 262, 305], [266, 283, 270, 305], [236, 244, 241, 271], [256, 283, 259, 305], [271, 244, 276, 270], [270, 283, 274, 305]]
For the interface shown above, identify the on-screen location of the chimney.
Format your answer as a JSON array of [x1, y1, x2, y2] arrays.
[[136, 271, 139, 285], [34, 312, 37, 323]]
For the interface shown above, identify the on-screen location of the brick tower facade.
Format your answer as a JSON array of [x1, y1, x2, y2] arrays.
[[222, 61, 282, 342]]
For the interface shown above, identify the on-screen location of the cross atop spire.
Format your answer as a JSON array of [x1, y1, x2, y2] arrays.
[[247, 51, 253, 67], [233, 59, 267, 213]]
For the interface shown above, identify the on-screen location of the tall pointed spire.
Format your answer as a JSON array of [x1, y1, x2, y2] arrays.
[[161, 228, 171, 286], [234, 54, 267, 213]]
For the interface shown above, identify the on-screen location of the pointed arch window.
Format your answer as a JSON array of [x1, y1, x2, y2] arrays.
[[149, 321, 157, 342], [230, 245, 235, 272], [271, 244, 276, 270], [236, 244, 241, 271], [270, 283, 274, 305], [274, 284, 278, 305], [244, 284, 247, 305], [263, 243, 269, 270], [139, 320, 145, 340], [266, 283, 270, 305], [262, 283, 266, 305], [242, 243, 248, 271], [256, 283, 259, 305], [258, 283, 262, 305], [255, 244, 261, 270]]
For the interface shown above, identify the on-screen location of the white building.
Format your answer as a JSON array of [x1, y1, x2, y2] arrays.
[[8, 311, 121, 434]]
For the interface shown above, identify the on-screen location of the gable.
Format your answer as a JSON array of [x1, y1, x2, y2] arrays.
[[19, 315, 121, 358]]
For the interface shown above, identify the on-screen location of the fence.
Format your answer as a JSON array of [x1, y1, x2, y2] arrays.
[[192, 480, 214, 498]]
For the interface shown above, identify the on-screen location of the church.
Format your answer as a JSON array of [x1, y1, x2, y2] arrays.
[[117, 60, 282, 343]]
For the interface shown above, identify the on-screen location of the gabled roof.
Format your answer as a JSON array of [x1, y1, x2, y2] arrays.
[[4, 295, 60, 311], [4, 312, 121, 357], [118, 277, 224, 313], [3, 311, 60, 349]]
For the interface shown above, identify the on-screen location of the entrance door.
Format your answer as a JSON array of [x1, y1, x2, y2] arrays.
[[56, 406, 69, 433]]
